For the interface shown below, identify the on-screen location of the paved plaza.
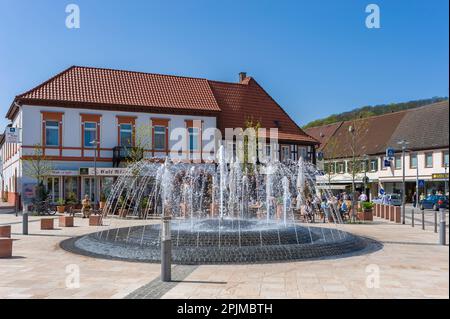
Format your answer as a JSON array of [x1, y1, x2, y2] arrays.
[[0, 213, 448, 299]]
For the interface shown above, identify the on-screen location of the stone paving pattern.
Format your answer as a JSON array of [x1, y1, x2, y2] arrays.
[[0, 214, 448, 299]]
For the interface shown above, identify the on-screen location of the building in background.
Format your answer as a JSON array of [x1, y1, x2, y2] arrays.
[[0, 66, 318, 207], [306, 101, 449, 201]]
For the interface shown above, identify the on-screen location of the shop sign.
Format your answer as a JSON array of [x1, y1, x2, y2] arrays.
[[50, 170, 79, 176], [432, 173, 449, 180], [88, 168, 128, 176]]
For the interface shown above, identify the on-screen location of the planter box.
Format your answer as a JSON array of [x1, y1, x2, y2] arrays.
[[390, 206, 395, 222], [41, 218, 54, 230], [0, 225, 11, 238], [394, 206, 401, 223], [59, 216, 74, 227], [357, 211, 373, 221], [57, 206, 66, 214], [0, 238, 13, 258], [89, 215, 102, 226]]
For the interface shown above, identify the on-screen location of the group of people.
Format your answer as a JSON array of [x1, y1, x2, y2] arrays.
[[293, 191, 361, 223]]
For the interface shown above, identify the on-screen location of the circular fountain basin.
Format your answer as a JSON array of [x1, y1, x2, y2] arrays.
[[61, 219, 379, 264]]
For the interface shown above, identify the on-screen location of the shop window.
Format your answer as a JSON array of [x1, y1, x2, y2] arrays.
[[64, 177, 79, 202]]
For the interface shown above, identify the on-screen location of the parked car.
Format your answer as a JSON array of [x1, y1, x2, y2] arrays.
[[372, 194, 402, 206], [419, 195, 449, 211]]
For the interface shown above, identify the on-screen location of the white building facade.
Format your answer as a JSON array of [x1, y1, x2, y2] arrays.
[[0, 66, 318, 207]]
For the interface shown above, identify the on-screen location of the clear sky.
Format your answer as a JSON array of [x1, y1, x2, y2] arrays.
[[0, 0, 448, 129]]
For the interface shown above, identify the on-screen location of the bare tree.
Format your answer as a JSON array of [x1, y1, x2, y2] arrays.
[[125, 124, 152, 165], [23, 144, 53, 183], [347, 117, 370, 221]]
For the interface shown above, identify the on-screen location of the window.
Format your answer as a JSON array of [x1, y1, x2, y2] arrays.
[[45, 121, 59, 146], [324, 162, 335, 175], [265, 145, 271, 157], [84, 122, 97, 147], [188, 127, 199, 152], [120, 124, 133, 147], [370, 159, 378, 172], [443, 151, 449, 167], [361, 160, 369, 172], [46, 177, 60, 202], [281, 145, 290, 162], [410, 153, 418, 169], [154, 126, 166, 150], [425, 152, 433, 168], [337, 162, 345, 174], [395, 156, 402, 170]]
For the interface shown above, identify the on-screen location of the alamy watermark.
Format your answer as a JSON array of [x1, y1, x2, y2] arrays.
[[365, 264, 380, 289], [65, 4, 80, 29], [65, 264, 80, 289], [365, 4, 381, 29]]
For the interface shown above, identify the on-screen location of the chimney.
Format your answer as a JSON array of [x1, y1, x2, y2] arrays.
[[239, 72, 247, 83]]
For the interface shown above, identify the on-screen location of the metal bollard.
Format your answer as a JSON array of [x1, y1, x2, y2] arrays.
[[411, 209, 414, 227], [22, 207, 29, 235], [422, 209, 425, 230], [161, 216, 172, 282], [439, 208, 446, 246], [434, 210, 438, 233]]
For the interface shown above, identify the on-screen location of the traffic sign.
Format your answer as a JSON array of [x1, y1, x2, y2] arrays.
[[5, 127, 19, 143], [386, 147, 395, 159], [418, 180, 425, 188]]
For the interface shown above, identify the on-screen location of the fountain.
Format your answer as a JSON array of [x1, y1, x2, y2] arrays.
[[61, 146, 375, 264]]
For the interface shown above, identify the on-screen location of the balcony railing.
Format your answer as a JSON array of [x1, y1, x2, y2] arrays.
[[113, 146, 143, 167]]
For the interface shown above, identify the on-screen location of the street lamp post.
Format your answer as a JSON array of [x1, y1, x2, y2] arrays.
[[445, 163, 448, 196], [397, 140, 409, 224], [363, 154, 369, 198], [90, 139, 100, 207], [416, 156, 419, 208]]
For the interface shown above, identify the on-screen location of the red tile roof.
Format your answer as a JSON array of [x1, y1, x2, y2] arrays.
[[209, 79, 318, 144], [9, 66, 318, 145], [16, 66, 221, 113]]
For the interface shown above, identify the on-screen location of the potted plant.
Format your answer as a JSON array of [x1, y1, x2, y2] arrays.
[[99, 192, 107, 210], [56, 198, 66, 214], [357, 201, 374, 221]]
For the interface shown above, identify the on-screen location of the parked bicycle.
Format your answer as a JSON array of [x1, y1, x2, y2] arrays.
[[31, 196, 57, 216]]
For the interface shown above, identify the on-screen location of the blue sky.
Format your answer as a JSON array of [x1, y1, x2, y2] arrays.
[[0, 0, 448, 128]]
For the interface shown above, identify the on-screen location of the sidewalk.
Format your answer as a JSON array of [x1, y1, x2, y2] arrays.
[[0, 213, 448, 299]]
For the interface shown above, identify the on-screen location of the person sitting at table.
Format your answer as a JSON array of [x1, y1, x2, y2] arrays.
[[81, 194, 92, 218]]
